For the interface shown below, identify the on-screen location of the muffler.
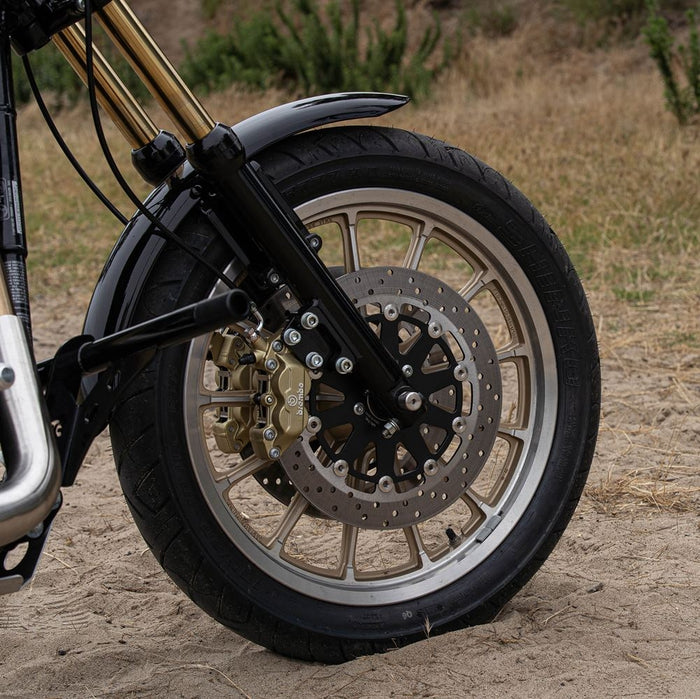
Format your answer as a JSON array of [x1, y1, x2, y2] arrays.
[[0, 308, 61, 549]]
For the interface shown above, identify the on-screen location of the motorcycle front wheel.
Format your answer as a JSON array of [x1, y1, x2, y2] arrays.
[[110, 126, 599, 662]]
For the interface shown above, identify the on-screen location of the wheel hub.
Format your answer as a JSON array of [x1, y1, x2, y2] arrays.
[[280, 267, 502, 529]]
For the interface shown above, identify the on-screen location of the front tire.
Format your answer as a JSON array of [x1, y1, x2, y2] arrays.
[[110, 126, 599, 662]]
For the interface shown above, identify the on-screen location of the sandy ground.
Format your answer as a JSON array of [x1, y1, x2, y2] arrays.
[[0, 263, 697, 699]]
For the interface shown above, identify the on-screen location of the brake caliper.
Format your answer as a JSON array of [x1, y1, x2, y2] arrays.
[[210, 330, 311, 461]]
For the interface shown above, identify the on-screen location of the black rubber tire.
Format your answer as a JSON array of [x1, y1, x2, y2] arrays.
[[110, 126, 600, 663]]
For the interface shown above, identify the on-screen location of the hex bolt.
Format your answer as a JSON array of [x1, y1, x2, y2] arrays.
[[306, 352, 324, 369], [283, 328, 302, 346], [269, 447, 282, 460], [428, 321, 443, 338], [424, 459, 439, 476], [378, 476, 394, 493], [307, 416, 322, 434], [383, 304, 399, 321], [382, 419, 400, 439], [332, 460, 349, 477], [263, 428, 276, 441], [271, 340, 283, 352], [267, 270, 281, 286], [265, 358, 279, 372], [453, 364, 468, 381], [353, 402, 366, 416], [301, 312, 319, 330], [335, 357, 354, 375], [402, 364, 414, 378], [452, 417, 467, 434]]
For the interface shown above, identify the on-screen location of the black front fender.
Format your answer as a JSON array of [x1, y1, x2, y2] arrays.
[[83, 92, 408, 341]]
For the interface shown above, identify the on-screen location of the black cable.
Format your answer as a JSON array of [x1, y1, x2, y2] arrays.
[[22, 54, 129, 226], [82, 0, 235, 289]]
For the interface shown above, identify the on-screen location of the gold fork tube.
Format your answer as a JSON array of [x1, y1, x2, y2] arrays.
[[96, 0, 215, 143], [52, 25, 158, 149]]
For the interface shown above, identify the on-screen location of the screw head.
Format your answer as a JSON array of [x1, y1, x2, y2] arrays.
[[402, 364, 414, 378], [452, 417, 467, 434], [306, 352, 324, 369], [428, 322, 443, 338], [263, 428, 276, 441], [398, 391, 423, 412], [307, 416, 322, 434], [378, 476, 394, 493], [283, 328, 302, 346], [383, 304, 399, 321], [333, 460, 349, 477], [301, 312, 319, 330], [263, 394, 275, 406], [353, 402, 365, 416], [271, 340, 283, 352], [424, 459, 439, 476], [453, 364, 468, 381], [265, 358, 279, 372], [335, 357, 354, 374], [269, 447, 282, 460]]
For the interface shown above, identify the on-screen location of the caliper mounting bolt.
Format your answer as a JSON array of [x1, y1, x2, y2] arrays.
[[335, 357, 354, 374], [306, 352, 324, 369], [300, 312, 319, 330], [283, 328, 302, 346]]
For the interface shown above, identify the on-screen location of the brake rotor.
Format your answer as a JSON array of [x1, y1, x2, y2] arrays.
[[279, 267, 502, 529]]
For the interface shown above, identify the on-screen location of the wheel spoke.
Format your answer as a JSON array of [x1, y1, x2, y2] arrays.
[[459, 269, 492, 303], [338, 211, 361, 272], [402, 227, 428, 270], [338, 523, 359, 580], [196, 390, 254, 409], [215, 454, 268, 489], [404, 525, 430, 569], [265, 492, 309, 551]]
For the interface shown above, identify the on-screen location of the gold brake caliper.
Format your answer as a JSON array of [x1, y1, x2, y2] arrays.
[[209, 330, 311, 461]]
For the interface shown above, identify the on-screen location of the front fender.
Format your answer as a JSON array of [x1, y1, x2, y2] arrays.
[[83, 92, 408, 341]]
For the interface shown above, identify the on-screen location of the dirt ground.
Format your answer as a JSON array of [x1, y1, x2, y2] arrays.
[[0, 257, 697, 698]]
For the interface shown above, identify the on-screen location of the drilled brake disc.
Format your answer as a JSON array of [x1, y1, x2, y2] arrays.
[[280, 267, 501, 529]]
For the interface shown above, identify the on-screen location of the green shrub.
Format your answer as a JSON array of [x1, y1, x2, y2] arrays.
[[182, 0, 447, 100], [644, 0, 700, 124]]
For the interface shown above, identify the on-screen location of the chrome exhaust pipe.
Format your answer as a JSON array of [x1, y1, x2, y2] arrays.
[[0, 284, 61, 548]]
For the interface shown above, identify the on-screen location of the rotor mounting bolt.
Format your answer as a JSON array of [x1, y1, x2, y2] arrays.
[[428, 322, 443, 338], [265, 358, 279, 372], [283, 328, 302, 346], [335, 357, 354, 374], [452, 417, 467, 434], [453, 364, 468, 382], [424, 459, 439, 476], [301, 312, 319, 330], [307, 416, 322, 434], [306, 352, 324, 369], [398, 391, 423, 412], [353, 402, 366, 416], [263, 428, 276, 441], [269, 447, 282, 460], [378, 476, 394, 493], [383, 304, 399, 321], [382, 419, 401, 439], [333, 460, 349, 477], [402, 364, 414, 378]]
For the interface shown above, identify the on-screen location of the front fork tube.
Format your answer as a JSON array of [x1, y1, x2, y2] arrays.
[[188, 125, 407, 409]]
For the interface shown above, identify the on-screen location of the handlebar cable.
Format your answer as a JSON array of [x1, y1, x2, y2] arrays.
[[21, 54, 129, 226], [82, 0, 235, 290]]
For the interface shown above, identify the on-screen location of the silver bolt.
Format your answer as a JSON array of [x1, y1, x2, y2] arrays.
[[453, 364, 468, 381], [271, 340, 283, 352], [263, 428, 276, 441], [402, 364, 414, 378], [265, 358, 279, 372], [268, 271, 281, 285], [0, 365, 15, 391], [307, 416, 322, 434], [382, 419, 400, 439], [232, 440, 244, 453], [398, 391, 423, 412], [75, 0, 86, 12], [333, 460, 349, 477], [283, 328, 302, 346], [301, 312, 319, 330], [424, 459, 439, 476], [335, 356, 354, 374], [263, 394, 275, 406], [353, 403, 365, 416], [306, 352, 324, 369], [428, 321, 443, 338], [269, 447, 282, 460], [378, 476, 394, 493], [452, 417, 467, 434], [383, 304, 399, 321]]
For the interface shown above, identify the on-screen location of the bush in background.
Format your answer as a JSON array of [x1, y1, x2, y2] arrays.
[[644, 0, 700, 124], [182, 0, 446, 99]]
